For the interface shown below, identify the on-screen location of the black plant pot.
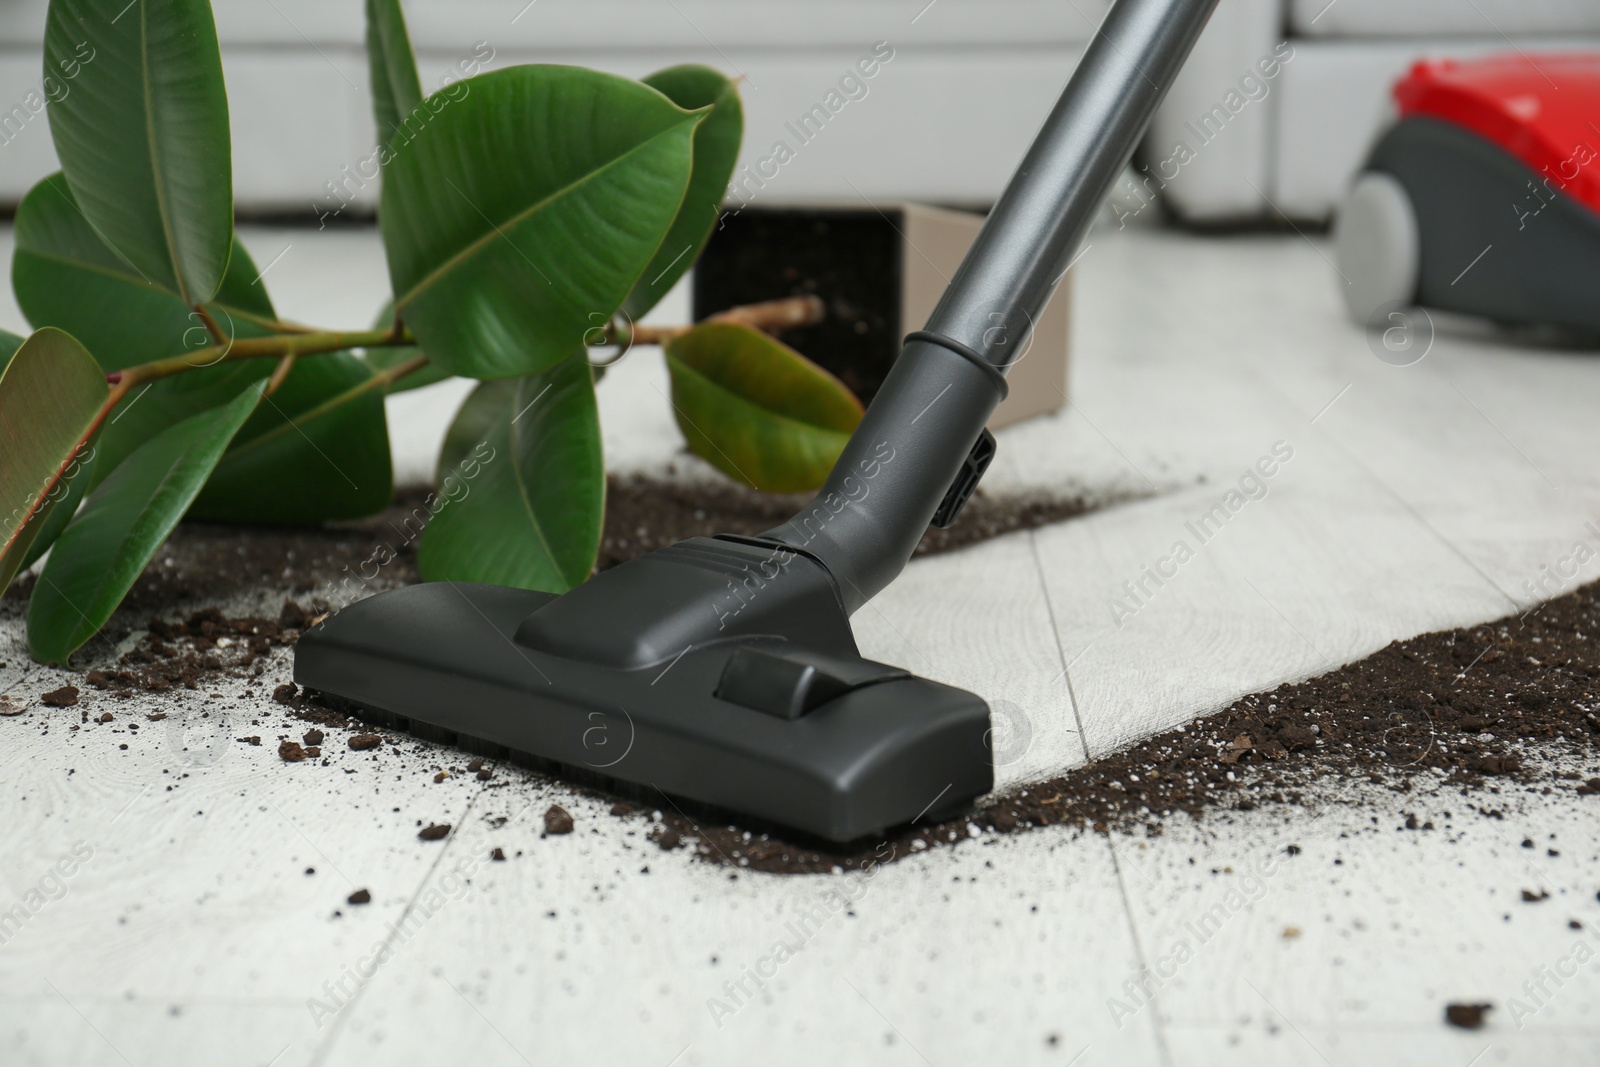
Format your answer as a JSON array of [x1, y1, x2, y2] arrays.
[[693, 203, 1070, 429]]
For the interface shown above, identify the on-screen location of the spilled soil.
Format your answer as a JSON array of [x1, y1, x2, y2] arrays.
[[8, 479, 1597, 878], [28, 565, 1600, 880], [634, 578, 1600, 873], [596, 473, 1102, 571], [4, 475, 1105, 617], [78, 603, 309, 695]]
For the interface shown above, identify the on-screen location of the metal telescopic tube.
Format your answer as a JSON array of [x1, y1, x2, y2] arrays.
[[766, 0, 1219, 612]]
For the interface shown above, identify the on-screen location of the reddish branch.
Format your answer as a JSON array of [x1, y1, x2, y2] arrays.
[[628, 294, 825, 346]]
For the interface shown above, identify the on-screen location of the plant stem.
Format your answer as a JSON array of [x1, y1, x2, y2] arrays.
[[19, 347, 434, 545], [14, 289, 807, 547], [708, 293, 826, 332], [194, 305, 227, 344], [371, 353, 430, 388], [219, 354, 432, 462], [106, 293, 816, 392], [110, 326, 410, 390], [12, 375, 140, 548], [625, 294, 826, 346], [265, 352, 298, 397]]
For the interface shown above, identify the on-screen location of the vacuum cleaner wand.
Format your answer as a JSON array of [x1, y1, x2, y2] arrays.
[[294, 0, 1218, 843], [768, 0, 1218, 611]]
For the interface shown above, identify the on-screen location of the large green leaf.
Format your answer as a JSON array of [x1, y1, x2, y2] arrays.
[[44, 0, 233, 306], [28, 381, 263, 664], [13, 173, 275, 372], [418, 356, 602, 592], [623, 66, 743, 319], [190, 353, 393, 523], [362, 300, 448, 394], [382, 66, 700, 380], [0, 329, 107, 592], [365, 0, 423, 147], [665, 322, 863, 492]]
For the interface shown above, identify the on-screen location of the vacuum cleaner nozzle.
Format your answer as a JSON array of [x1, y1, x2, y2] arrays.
[[296, 536, 992, 842]]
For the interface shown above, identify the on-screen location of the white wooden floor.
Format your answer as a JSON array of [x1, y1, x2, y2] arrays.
[[2, 225, 1599, 1065]]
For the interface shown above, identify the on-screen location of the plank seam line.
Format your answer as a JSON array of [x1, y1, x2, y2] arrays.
[[307, 784, 491, 1066]]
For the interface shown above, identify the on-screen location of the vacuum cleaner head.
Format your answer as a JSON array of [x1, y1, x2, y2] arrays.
[[296, 536, 992, 843]]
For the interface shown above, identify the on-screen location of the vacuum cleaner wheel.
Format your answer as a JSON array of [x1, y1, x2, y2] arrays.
[[1333, 171, 1420, 327]]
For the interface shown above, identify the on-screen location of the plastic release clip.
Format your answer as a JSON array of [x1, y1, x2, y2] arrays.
[[931, 428, 996, 529]]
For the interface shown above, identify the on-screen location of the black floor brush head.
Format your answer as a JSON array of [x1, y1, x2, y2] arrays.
[[294, 536, 993, 843]]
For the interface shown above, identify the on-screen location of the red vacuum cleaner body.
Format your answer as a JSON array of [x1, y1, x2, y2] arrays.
[[1334, 52, 1600, 334]]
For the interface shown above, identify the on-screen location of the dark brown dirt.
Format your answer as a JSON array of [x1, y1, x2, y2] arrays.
[[611, 577, 1600, 874], [14, 484, 1599, 879], [543, 805, 574, 836], [5, 478, 1104, 628], [24, 560, 1600, 878], [40, 685, 78, 707], [417, 823, 450, 841], [1445, 1003, 1492, 1029], [347, 889, 371, 905], [4, 519, 402, 613], [596, 474, 1103, 572], [80, 605, 302, 696]]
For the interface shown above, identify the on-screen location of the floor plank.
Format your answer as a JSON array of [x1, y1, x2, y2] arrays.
[[310, 825, 1162, 1067], [853, 532, 1089, 792]]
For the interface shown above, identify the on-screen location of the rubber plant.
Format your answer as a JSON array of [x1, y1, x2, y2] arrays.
[[0, 0, 865, 664]]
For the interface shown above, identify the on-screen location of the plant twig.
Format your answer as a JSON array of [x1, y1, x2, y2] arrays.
[[6, 374, 139, 553], [627, 294, 826, 346], [265, 352, 298, 397], [194, 305, 227, 344], [371, 353, 430, 388], [224, 357, 431, 461], [110, 326, 411, 390], [23, 349, 432, 545], [36, 327, 418, 536], [708, 293, 826, 332]]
